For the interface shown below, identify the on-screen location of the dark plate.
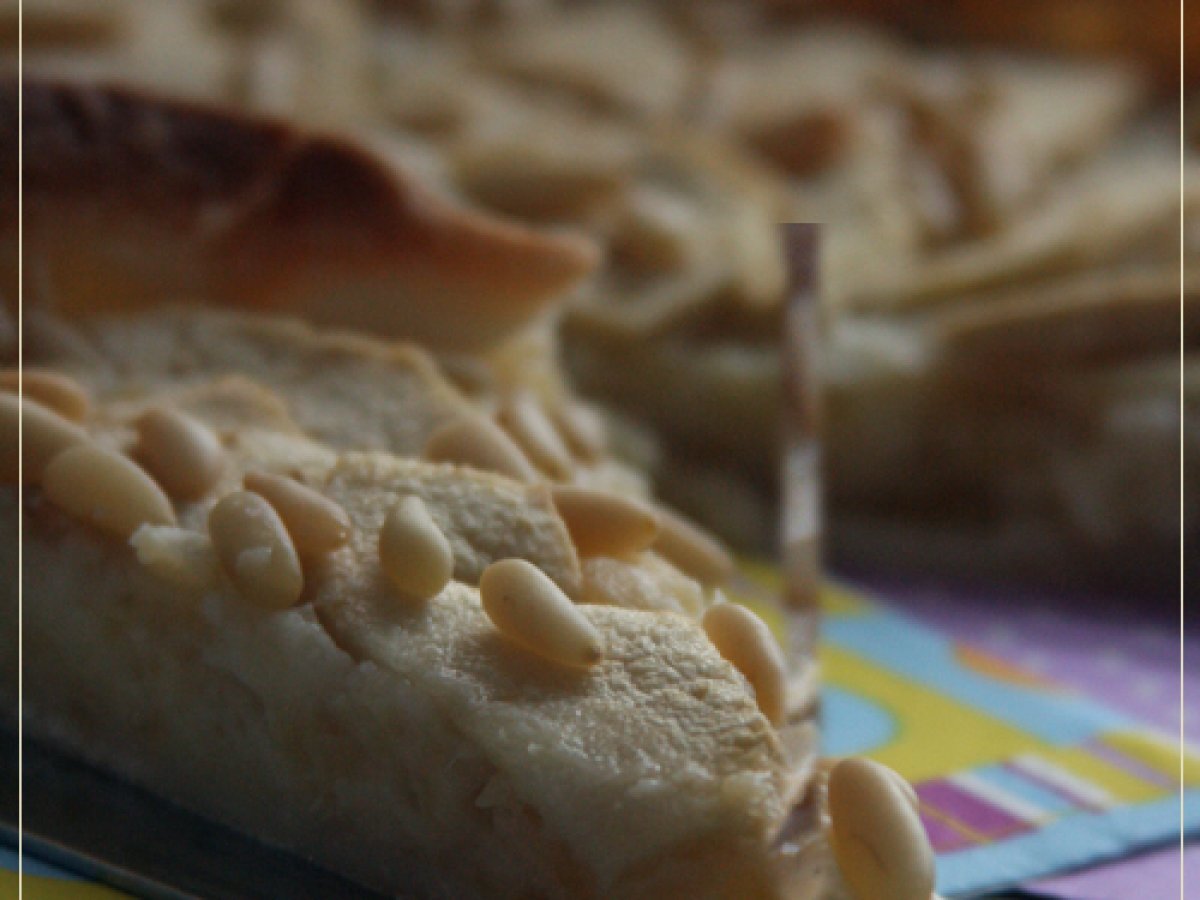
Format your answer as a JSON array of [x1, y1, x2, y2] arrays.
[[0, 728, 390, 899]]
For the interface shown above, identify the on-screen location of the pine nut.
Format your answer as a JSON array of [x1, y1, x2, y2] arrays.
[[819, 757, 920, 815], [497, 392, 574, 479], [827, 758, 935, 900], [423, 415, 538, 483], [0, 369, 90, 420], [654, 507, 735, 585], [549, 402, 607, 462], [378, 495, 454, 602], [551, 485, 660, 557], [480, 558, 604, 668], [701, 601, 787, 725], [1, 394, 88, 483], [208, 491, 304, 610], [134, 406, 226, 500], [42, 444, 176, 538], [245, 471, 351, 555]]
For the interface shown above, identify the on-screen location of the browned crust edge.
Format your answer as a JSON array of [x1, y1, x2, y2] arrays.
[[1, 77, 602, 351]]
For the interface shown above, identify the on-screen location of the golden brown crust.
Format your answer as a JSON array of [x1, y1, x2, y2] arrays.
[[1, 77, 600, 352]]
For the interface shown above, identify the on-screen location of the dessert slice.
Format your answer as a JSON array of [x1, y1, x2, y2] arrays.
[[3, 310, 935, 899]]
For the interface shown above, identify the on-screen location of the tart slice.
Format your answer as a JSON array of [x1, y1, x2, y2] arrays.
[[3, 309, 935, 899]]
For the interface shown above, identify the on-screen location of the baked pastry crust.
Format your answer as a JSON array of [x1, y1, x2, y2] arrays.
[[4, 308, 856, 899], [1, 77, 600, 352]]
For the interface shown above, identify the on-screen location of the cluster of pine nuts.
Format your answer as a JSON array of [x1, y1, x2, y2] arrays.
[[497, 392, 574, 480], [418, 393, 745, 681], [207, 472, 354, 609], [549, 401, 607, 462], [0, 369, 90, 421], [2, 391, 88, 483], [1, 376, 175, 538], [422, 394, 607, 488], [5, 370, 785, 733], [245, 471, 352, 556], [472, 397, 775, 717], [826, 757, 935, 900], [0, 369, 360, 611], [421, 394, 732, 586]]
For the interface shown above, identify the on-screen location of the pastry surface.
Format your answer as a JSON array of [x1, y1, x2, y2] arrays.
[[2, 309, 869, 899]]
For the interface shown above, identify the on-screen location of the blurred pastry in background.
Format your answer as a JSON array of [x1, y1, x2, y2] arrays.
[[2, 0, 1187, 591]]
